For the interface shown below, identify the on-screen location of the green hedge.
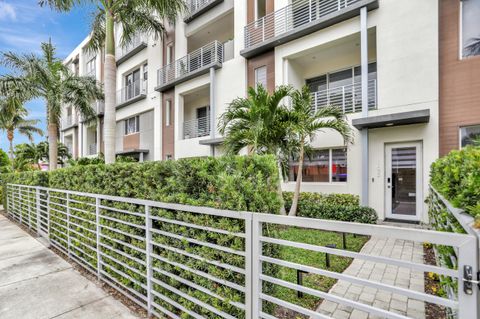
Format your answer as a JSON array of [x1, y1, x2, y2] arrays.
[[430, 146, 480, 218], [2, 155, 280, 318], [283, 192, 377, 224]]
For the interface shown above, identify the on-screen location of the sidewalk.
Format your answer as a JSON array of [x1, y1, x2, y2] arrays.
[[0, 213, 141, 319], [317, 237, 425, 319]]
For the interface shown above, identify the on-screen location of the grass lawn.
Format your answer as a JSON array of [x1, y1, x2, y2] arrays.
[[269, 226, 369, 316]]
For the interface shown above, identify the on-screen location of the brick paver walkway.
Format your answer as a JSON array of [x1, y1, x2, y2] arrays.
[[317, 237, 425, 319]]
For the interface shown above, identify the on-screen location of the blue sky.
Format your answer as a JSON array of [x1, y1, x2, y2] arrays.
[[0, 0, 94, 152]]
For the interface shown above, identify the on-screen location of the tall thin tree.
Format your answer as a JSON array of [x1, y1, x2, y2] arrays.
[[287, 86, 352, 216], [39, 0, 186, 163], [0, 41, 103, 170]]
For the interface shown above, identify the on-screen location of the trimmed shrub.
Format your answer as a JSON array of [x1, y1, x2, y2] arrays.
[[283, 192, 377, 224], [430, 146, 480, 217]]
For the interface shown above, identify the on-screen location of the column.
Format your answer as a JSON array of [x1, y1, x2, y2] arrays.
[[360, 6, 369, 207]]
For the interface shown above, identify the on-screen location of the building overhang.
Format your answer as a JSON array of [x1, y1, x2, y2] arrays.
[[116, 42, 148, 66], [240, 0, 379, 59], [61, 123, 78, 132], [352, 109, 430, 130], [154, 62, 222, 93], [116, 149, 149, 156], [184, 0, 224, 23], [116, 94, 147, 110], [199, 137, 225, 145]]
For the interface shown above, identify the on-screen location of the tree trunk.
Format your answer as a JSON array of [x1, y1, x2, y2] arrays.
[[48, 122, 58, 170], [103, 10, 117, 164], [277, 158, 286, 215], [289, 140, 304, 216], [7, 130, 14, 168]]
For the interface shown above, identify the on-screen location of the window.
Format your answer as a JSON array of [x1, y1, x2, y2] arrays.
[[125, 69, 141, 99], [289, 148, 348, 183], [254, 66, 267, 90], [86, 57, 96, 76], [165, 100, 171, 126], [143, 63, 148, 81], [256, 0, 266, 19], [460, 125, 480, 148], [166, 43, 174, 64], [124, 116, 140, 135], [462, 0, 480, 57]]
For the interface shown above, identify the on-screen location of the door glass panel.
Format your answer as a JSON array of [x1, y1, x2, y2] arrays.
[[391, 147, 416, 216]]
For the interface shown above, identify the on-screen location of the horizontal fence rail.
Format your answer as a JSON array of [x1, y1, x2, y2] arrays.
[[244, 0, 362, 49], [5, 183, 479, 319]]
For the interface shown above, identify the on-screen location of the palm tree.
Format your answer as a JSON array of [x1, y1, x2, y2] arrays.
[[15, 141, 71, 169], [0, 98, 43, 164], [465, 37, 480, 57], [287, 86, 352, 216], [219, 85, 293, 214], [0, 41, 103, 170], [39, 0, 186, 164]]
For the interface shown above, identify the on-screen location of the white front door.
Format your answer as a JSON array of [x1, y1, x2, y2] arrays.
[[385, 142, 423, 221]]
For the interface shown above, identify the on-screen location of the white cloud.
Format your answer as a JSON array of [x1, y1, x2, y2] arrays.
[[0, 2, 16, 21]]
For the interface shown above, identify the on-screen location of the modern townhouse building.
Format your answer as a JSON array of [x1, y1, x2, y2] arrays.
[[439, 0, 480, 155], [61, 0, 441, 223], [61, 36, 105, 159]]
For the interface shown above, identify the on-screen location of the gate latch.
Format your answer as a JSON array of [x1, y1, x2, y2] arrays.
[[463, 265, 480, 295]]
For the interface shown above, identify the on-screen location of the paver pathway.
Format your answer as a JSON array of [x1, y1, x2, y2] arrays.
[[0, 213, 141, 319], [317, 237, 425, 319]]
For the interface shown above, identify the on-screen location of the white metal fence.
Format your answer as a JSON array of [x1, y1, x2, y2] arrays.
[[183, 115, 211, 139], [5, 183, 479, 319], [244, 0, 362, 49]]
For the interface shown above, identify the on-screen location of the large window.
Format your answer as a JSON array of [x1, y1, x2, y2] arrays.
[[255, 66, 267, 90], [124, 116, 140, 135], [289, 148, 347, 183], [460, 124, 480, 148], [86, 57, 96, 76], [462, 0, 480, 57]]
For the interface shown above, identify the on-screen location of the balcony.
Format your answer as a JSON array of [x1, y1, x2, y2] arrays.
[[61, 115, 78, 131], [184, 0, 224, 23], [311, 79, 377, 113], [84, 68, 96, 78], [241, 0, 378, 58], [116, 34, 148, 65], [116, 80, 148, 109], [183, 116, 210, 139], [155, 41, 227, 92]]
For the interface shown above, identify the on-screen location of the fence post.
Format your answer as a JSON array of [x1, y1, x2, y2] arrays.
[[66, 193, 71, 258], [95, 197, 102, 280], [28, 188, 32, 230], [251, 214, 262, 318], [145, 205, 153, 316], [244, 213, 253, 319], [457, 236, 479, 319], [18, 186, 22, 225], [36, 187, 41, 235]]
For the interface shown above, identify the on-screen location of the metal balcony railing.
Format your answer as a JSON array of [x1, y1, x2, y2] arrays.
[[311, 79, 377, 113], [157, 41, 224, 89], [116, 80, 148, 106], [88, 143, 97, 156], [183, 115, 210, 139], [186, 0, 217, 19], [84, 68, 96, 78], [116, 34, 148, 61], [62, 115, 77, 128], [244, 0, 361, 49]]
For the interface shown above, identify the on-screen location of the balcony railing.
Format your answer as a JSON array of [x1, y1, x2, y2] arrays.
[[156, 41, 224, 91], [116, 80, 148, 107], [311, 79, 377, 113], [88, 143, 97, 156], [185, 0, 221, 21], [183, 116, 211, 139], [62, 115, 77, 129], [116, 34, 148, 63], [84, 68, 96, 78], [244, 0, 362, 49]]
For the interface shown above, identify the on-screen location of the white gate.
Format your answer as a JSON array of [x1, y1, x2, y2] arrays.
[[4, 183, 479, 319]]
